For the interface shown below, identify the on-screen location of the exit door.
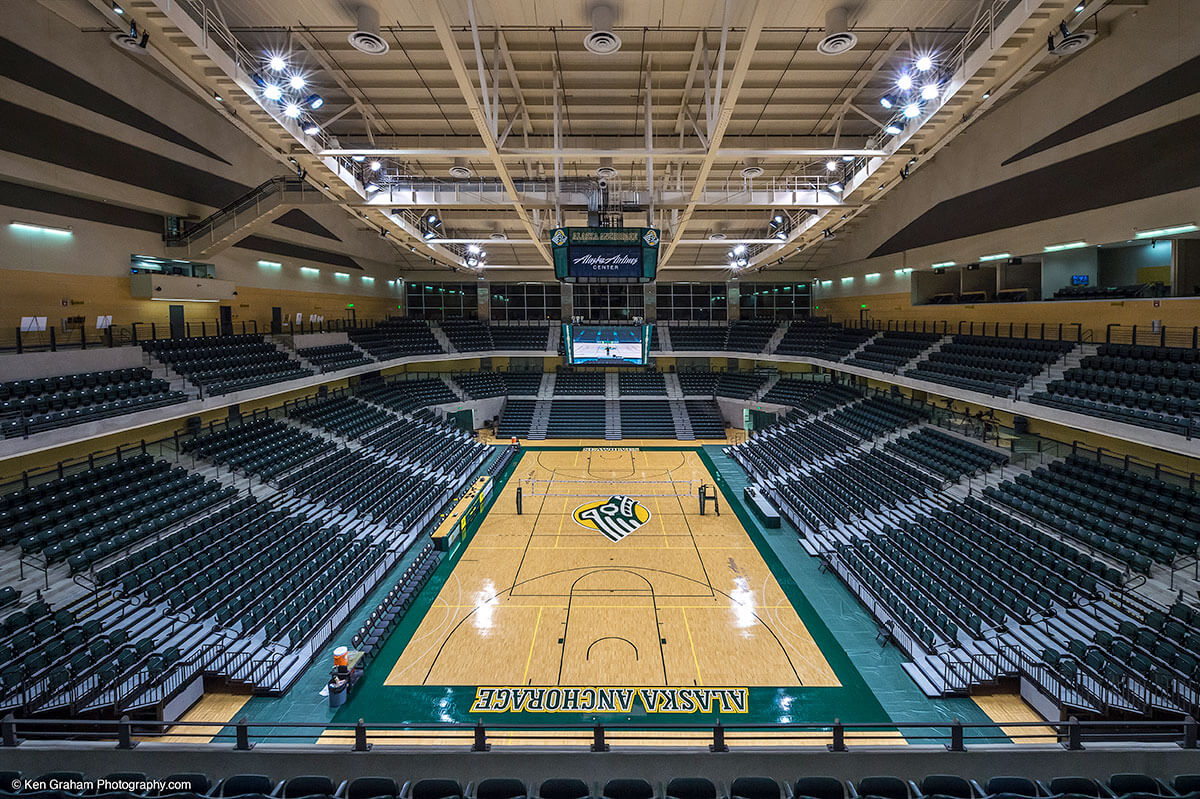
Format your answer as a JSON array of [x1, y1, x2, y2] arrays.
[[271, 306, 282, 334], [219, 305, 233, 336], [169, 305, 185, 339]]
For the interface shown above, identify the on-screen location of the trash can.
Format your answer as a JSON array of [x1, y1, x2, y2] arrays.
[[328, 677, 348, 708]]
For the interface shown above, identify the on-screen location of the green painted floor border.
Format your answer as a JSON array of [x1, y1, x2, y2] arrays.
[[237, 442, 1013, 742]]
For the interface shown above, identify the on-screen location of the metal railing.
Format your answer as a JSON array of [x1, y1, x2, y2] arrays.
[[1, 714, 1196, 752]]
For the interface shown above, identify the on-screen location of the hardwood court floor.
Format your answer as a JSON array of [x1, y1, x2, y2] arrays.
[[385, 448, 838, 688]]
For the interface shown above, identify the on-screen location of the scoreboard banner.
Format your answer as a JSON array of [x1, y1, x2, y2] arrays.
[[551, 227, 659, 282]]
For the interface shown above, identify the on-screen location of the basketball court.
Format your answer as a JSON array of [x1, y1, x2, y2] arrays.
[[385, 448, 838, 688]]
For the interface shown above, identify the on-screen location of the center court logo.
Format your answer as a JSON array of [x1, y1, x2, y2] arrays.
[[572, 495, 650, 542]]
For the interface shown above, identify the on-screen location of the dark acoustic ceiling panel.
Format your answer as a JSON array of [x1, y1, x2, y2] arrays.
[[0, 178, 162, 232], [0, 99, 252, 208], [1003, 55, 1200, 166], [869, 115, 1200, 258], [0, 36, 230, 165], [272, 209, 342, 241], [234, 235, 364, 270]]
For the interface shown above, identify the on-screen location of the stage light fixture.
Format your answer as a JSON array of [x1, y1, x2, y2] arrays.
[[305, 94, 324, 110], [828, 182, 843, 193], [732, 243, 746, 255], [1059, 21, 1071, 37], [921, 83, 939, 100], [352, 155, 366, 162], [303, 123, 320, 135], [268, 54, 286, 72], [288, 74, 306, 90], [370, 160, 382, 171], [896, 73, 913, 91], [427, 214, 441, 226], [880, 95, 894, 109], [467, 244, 482, 255], [842, 155, 854, 162], [774, 229, 787, 240], [1074, 2, 1084, 10], [263, 84, 283, 101], [112, 2, 124, 13], [915, 54, 933, 71], [825, 160, 837, 171], [903, 103, 921, 118], [364, 183, 379, 193], [885, 124, 903, 135], [283, 103, 301, 118]]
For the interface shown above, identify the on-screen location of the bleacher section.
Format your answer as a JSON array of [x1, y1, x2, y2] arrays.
[[774, 319, 874, 358], [983, 454, 1200, 573], [760, 379, 861, 413], [0, 368, 185, 439], [1053, 282, 1161, 300], [143, 335, 311, 396], [502, 372, 544, 395], [453, 371, 506, 398], [684, 400, 726, 437], [490, 325, 550, 350], [725, 320, 777, 352], [845, 331, 941, 372], [545, 401, 606, 437], [295, 343, 373, 373], [906, 334, 1075, 396], [618, 401, 677, 437], [439, 320, 492, 352], [884, 428, 1009, 479], [677, 371, 719, 395], [286, 394, 391, 439], [348, 319, 444, 360], [667, 325, 727, 350], [2, 452, 237, 573], [715, 372, 768, 399], [351, 543, 440, 660], [1, 772, 1197, 799], [1030, 343, 1200, 434], [618, 371, 666, 395], [553, 371, 605, 395], [496, 399, 536, 437], [181, 418, 327, 481], [356, 377, 457, 412]]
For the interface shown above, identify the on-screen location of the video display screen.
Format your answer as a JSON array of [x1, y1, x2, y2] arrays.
[[563, 324, 651, 366]]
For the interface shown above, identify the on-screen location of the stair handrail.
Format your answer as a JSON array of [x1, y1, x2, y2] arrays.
[[164, 176, 314, 247]]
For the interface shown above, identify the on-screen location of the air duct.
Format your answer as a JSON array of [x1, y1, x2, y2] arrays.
[[595, 157, 619, 179], [817, 6, 857, 56], [583, 2, 622, 55], [348, 3, 389, 55], [449, 158, 473, 178], [740, 158, 763, 179]]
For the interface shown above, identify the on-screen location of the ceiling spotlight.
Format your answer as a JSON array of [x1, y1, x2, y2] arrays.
[[982, 91, 991, 99], [732, 243, 747, 255], [288, 74, 306, 90], [283, 103, 301, 118], [303, 123, 320, 135], [828, 182, 843, 193], [213, 92, 223, 102], [267, 54, 286, 72], [1074, 2, 1084, 10], [879, 95, 894, 109], [112, 2, 124, 13], [466, 256, 480, 268], [884, 123, 903, 135], [772, 214, 784, 224], [352, 155, 366, 162], [825, 160, 837, 171], [467, 244, 482, 255], [896, 73, 913, 91], [370, 160, 382, 171], [1059, 20, 1071, 37], [426, 214, 441, 226], [422, 229, 437, 240], [842, 155, 854, 162], [736, 257, 748, 268], [364, 183, 379, 193], [263, 84, 283, 101], [903, 102, 921, 118], [915, 54, 934, 71], [921, 83, 939, 100], [774, 229, 788, 241], [304, 94, 324, 110]]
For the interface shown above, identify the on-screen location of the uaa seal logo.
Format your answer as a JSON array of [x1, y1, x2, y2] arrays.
[[572, 495, 651, 542], [642, 229, 659, 247], [551, 229, 568, 247]]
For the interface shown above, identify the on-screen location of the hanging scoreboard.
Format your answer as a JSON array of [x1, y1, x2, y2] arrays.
[[551, 227, 660, 282]]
